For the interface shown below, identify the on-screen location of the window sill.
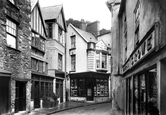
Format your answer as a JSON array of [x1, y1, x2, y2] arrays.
[[69, 47, 76, 51], [6, 45, 21, 52], [31, 45, 45, 53]]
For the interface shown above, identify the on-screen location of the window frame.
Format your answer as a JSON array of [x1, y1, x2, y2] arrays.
[[71, 55, 76, 71], [48, 23, 53, 39], [134, 0, 140, 48], [71, 35, 76, 49], [6, 18, 17, 49], [58, 53, 63, 70]]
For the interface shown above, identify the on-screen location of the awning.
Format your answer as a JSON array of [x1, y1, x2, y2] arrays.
[[69, 71, 110, 79], [0, 69, 11, 77], [55, 69, 65, 78]]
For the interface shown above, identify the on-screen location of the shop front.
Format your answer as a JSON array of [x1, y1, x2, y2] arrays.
[[31, 72, 54, 109], [70, 71, 109, 102], [126, 67, 158, 115]]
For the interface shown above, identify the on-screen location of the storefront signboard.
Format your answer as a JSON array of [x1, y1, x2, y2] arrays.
[[123, 29, 155, 73]]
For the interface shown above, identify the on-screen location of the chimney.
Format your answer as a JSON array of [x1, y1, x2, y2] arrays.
[[86, 21, 100, 36], [79, 19, 87, 31]]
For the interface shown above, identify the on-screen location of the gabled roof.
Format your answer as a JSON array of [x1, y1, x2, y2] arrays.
[[30, 0, 47, 37], [69, 23, 97, 43], [41, 5, 62, 20], [30, 0, 38, 11], [41, 5, 67, 32]]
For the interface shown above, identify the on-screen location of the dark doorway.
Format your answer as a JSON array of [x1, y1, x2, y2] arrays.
[[34, 81, 40, 108], [0, 77, 10, 114], [60, 83, 63, 102], [15, 81, 26, 113], [56, 79, 63, 103], [86, 79, 94, 101]]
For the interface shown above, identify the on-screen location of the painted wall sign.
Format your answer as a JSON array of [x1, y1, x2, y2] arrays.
[[123, 28, 155, 73]]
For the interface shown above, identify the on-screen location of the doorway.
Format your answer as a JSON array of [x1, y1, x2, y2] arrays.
[[34, 81, 40, 108], [0, 77, 10, 114], [86, 79, 94, 101], [56, 79, 63, 103], [15, 81, 26, 113]]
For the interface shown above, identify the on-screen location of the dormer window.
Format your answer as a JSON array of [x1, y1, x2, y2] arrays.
[[48, 23, 53, 39]]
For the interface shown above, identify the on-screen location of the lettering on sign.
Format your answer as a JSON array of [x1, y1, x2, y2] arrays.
[[123, 29, 155, 73]]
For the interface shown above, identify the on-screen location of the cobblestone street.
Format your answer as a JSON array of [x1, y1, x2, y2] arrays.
[[51, 102, 112, 115]]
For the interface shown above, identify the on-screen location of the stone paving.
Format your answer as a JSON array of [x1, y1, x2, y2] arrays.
[[14, 101, 112, 115]]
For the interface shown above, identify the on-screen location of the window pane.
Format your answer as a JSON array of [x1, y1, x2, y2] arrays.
[[58, 54, 62, 70], [71, 35, 76, 48], [78, 79, 86, 96], [96, 52, 100, 68], [71, 55, 76, 71], [7, 34, 16, 48], [71, 79, 77, 96], [102, 54, 106, 69], [147, 68, 158, 115]]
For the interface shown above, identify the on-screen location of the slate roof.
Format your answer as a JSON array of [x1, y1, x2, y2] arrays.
[[69, 24, 97, 43], [41, 5, 62, 20]]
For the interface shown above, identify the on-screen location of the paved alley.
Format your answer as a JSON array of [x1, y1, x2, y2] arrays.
[[51, 102, 112, 115]]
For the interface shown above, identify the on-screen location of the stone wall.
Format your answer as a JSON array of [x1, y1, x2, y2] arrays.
[[0, 0, 31, 114]]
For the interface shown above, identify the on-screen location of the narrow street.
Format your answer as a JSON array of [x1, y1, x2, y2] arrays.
[[51, 102, 112, 115]]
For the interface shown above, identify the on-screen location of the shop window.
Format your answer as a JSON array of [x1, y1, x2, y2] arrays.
[[78, 79, 86, 96], [40, 82, 44, 98], [70, 79, 77, 96], [95, 79, 108, 96], [127, 68, 158, 115], [6, 19, 17, 49]]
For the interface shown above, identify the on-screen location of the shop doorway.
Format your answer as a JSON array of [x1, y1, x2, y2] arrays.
[[86, 79, 94, 101], [15, 81, 26, 113], [56, 79, 63, 103], [34, 81, 40, 108]]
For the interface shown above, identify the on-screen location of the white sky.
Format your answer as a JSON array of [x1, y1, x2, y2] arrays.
[[39, 0, 111, 30]]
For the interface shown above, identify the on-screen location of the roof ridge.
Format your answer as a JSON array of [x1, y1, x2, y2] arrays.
[[41, 4, 63, 8]]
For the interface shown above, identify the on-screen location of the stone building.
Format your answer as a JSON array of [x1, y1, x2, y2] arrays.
[[41, 4, 67, 103], [107, 0, 166, 114], [66, 23, 111, 102], [0, 0, 31, 114]]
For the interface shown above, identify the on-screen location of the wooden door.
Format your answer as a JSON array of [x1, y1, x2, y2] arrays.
[[34, 81, 40, 108], [15, 81, 26, 113]]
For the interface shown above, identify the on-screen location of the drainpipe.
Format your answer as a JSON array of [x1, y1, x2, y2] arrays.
[[64, 31, 67, 102]]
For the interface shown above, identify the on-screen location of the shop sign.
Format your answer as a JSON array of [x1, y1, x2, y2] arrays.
[[123, 30, 155, 73]]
